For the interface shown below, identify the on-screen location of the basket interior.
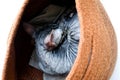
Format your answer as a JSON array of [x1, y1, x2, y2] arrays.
[[14, 0, 76, 80]]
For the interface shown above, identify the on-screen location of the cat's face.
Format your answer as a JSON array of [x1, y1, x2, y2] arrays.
[[23, 22, 64, 51]]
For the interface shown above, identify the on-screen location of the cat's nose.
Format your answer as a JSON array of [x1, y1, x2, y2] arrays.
[[45, 43, 56, 51], [44, 32, 56, 50], [44, 29, 63, 51], [44, 38, 56, 51]]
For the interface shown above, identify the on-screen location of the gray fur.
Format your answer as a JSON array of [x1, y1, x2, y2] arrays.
[[28, 5, 80, 80]]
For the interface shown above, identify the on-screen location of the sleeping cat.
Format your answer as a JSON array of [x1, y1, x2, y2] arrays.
[[23, 5, 80, 80]]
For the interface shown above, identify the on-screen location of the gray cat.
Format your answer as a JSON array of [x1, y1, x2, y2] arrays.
[[23, 5, 80, 80]]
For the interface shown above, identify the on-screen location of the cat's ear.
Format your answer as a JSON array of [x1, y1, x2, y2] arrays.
[[23, 22, 35, 36]]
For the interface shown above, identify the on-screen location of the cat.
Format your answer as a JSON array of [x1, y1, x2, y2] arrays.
[[23, 10, 80, 80]]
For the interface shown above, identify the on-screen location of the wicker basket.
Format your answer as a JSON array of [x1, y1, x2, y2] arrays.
[[1, 0, 117, 80]]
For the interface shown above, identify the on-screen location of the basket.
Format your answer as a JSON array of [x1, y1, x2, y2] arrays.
[[1, 0, 117, 80]]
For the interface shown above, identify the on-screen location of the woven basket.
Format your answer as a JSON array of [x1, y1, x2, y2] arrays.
[[1, 0, 117, 80]]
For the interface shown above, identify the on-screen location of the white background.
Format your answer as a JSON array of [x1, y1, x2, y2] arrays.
[[0, 0, 120, 80]]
